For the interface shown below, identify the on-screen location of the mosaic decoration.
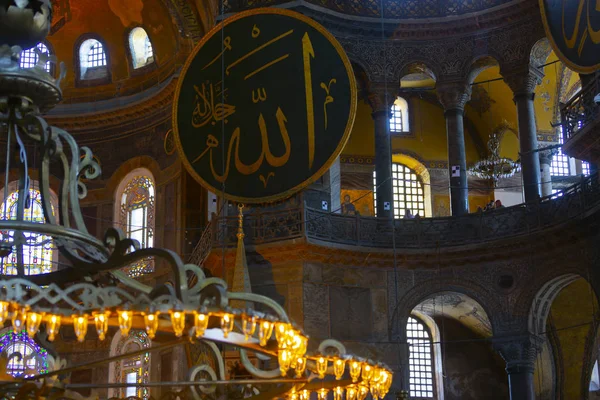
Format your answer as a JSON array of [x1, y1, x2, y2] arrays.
[[0, 330, 48, 377], [0, 189, 54, 276], [174, 8, 356, 203], [113, 330, 151, 399], [120, 176, 155, 277], [468, 86, 496, 116], [164, 129, 176, 155], [224, 0, 514, 19]]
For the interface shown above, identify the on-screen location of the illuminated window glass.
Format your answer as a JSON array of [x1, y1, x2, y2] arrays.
[[374, 163, 425, 218], [113, 330, 151, 399], [20, 43, 51, 72], [87, 40, 106, 68], [552, 128, 570, 176], [407, 317, 434, 399], [0, 188, 54, 275], [582, 161, 591, 176], [0, 330, 47, 378], [129, 27, 154, 69], [119, 175, 155, 277], [79, 38, 108, 79], [390, 97, 409, 133]]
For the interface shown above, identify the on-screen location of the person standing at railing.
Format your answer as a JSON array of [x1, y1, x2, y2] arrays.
[[404, 208, 414, 219]]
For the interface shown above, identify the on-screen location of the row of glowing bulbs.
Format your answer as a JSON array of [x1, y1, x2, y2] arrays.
[[0, 301, 305, 349], [289, 377, 392, 400]]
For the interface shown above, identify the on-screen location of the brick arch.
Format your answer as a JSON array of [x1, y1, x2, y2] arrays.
[[105, 156, 162, 197]]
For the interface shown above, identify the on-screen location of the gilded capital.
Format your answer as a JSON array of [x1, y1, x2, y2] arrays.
[[502, 66, 544, 98], [365, 82, 398, 115], [436, 81, 472, 112]]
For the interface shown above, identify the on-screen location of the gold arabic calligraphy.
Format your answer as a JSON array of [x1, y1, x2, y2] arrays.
[[562, 0, 600, 56]]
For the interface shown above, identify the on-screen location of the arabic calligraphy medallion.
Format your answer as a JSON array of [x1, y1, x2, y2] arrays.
[[539, 0, 600, 73], [173, 8, 356, 203]]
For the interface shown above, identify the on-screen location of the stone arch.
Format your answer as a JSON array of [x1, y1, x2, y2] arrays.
[[392, 152, 432, 217], [397, 60, 438, 84], [530, 38, 553, 69], [465, 55, 500, 85], [390, 279, 501, 339]]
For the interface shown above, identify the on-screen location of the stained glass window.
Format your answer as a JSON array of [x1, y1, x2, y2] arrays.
[[407, 317, 434, 399], [0, 330, 48, 377], [119, 175, 155, 277], [20, 43, 51, 72], [374, 163, 425, 218], [0, 188, 54, 275], [129, 27, 154, 69], [113, 330, 151, 399], [390, 97, 409, 133]]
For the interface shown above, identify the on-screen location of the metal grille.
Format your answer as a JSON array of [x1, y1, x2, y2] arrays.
[[552, 128, 570, 176], [19, 43, 50, 72], [390, 98, 406, 133], [145, 36, 153, 60], [87, 40, 106, 68], [583, 162, 591, 176], [407, 317, 434, 399], [373, 163, 425, 218]]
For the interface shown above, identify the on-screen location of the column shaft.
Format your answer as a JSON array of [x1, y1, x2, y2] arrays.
[[445, 108, 469, 215], [515, 94, 541, 201], [373, 110, 393, 219], [507, 365, 536, 400]]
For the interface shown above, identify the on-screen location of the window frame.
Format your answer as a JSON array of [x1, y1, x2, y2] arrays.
[[390, 96, 410, 134], [74, 34, 111, 87], [407, 316, 437, 399], [374, 162, 426, 218], [19, 41, 55, 76], [126, 26, 157, 75], [109, 330, 151, 400]]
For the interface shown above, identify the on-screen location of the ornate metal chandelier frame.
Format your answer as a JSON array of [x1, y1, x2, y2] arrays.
[[0, 2, 392, 399]]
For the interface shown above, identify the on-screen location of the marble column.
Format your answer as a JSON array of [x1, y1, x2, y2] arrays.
[[538, 149, 555, 197], [504, 68, 543, 202], [494, 334, 543, 400], [367, 83, 397, 219], [437, 81, 471, 216]]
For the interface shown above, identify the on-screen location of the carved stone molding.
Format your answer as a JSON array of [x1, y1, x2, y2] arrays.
[[538, 147, 558, 166], [502, 67, 545, 98], [493, 334, 545, 372], [365, 82, 398, 114], [436, 81, 472, 112]]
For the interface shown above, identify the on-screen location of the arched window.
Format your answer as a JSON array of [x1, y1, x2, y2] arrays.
[[0, 330, 48, 377], [20, 43, 51, 72], [109, 330, 151, 399], [78, 38, 108, 80], [129, 27, 154, 69], [551, 128, 571, 176], [390, 97, 410, 133], [115, 170, 155, 277], [407, 316, 435, 399], [373, 163, 426, 218], [0, 183, 56, 275]]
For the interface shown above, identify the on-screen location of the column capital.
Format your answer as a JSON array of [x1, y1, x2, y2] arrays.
[[538, 146, 558, 166], [436, 81, 472, 112], [493, 333, 544, 373], [502, 66, 544, 99], [365, 82, 398, 115]]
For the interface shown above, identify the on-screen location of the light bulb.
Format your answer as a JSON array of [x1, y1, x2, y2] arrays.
[[333, 386, 344, 400], [317, 388, 329, 400], [26, 311, 43, 338], [361, 363, 373, 382], [94, 311, 110, 341], [170, 310, 186, 337], [72, 314, 88, 342], [333, 358, 345, 380], [316, 357, 327, 379], [221, 313, 234, 338], [275, 322, 288, 344], [346, 386, 358, 400], [357, 384, 369, 400], [258, 320, 274, 346], [278, 348, 292, 376], [144, 312, 159, 339], [242, 315, 256, 340], [295, 357, 307, 378], [300, 390, 311, 400], [12, 307, 27, 331], [349, 359, 361, 383], [46, 314, 61, 342], [194, 312, 209, 337], [370, 383, 380, 400], [0, 301, 9, 324], [118, 310, 133, 336]]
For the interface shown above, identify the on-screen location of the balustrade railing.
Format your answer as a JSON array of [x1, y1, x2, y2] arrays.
[[561, 75, 600, 141], [211, 173, 600, 249], [223, 0, 512, 19]]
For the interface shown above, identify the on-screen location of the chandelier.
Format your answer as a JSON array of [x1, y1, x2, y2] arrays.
[[0, 1, 392, 399], [468, 121, 521, 186]]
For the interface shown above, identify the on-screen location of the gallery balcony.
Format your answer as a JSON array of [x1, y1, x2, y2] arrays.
[[197, 173, 600, 254], [561, 75, 600, 164]]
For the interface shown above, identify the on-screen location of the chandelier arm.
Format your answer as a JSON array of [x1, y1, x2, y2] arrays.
[[227, 292, 289, 322], [200, 339, 226, 380], [239, 348, 281, 379]]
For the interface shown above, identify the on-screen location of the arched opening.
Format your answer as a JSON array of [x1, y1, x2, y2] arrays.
[[0, 328, 48, 377], [129, 27, 154, 69], [78, 37, 108, 80], [19, 42, 52, 73], [529, 275, 599, 399], [108, 330, 152, 399], [114, 168, 156, 277]]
